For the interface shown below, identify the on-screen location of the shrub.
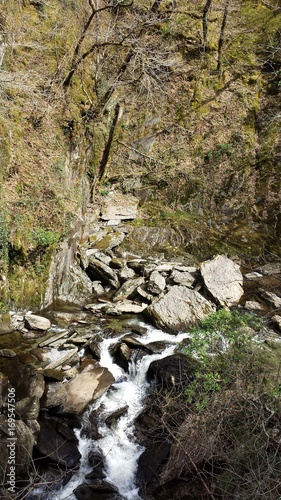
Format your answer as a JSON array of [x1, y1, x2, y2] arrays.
[[29, 228, 59, 249]]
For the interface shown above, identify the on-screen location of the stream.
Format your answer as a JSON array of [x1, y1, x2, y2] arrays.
[[44, 321, 189, 500]]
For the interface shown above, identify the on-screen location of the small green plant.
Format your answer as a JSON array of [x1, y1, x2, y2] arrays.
[[181, 309, 266, 409], [100, 189, 108, 196], [29, 228, 59, 249], [205, 143, 233, 161]]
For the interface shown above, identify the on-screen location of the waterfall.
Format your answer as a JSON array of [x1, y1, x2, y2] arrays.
[[42, 322, 189, 500]]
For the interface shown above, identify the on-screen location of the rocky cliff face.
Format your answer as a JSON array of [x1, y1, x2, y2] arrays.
[[0, 0, 280, 307]]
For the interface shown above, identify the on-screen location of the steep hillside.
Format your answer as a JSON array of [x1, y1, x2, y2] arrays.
[[0, 0, 280, 307]]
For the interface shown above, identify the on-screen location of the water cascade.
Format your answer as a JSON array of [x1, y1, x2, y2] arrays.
[[51, 323, 189, 500]]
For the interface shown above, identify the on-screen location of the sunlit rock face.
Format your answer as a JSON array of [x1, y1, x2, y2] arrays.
[[200, 255, 244, 307]]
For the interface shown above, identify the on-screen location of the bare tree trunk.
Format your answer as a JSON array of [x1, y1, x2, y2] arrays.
[[98, 102, 122, 182], [202, 0, 212, 49], [63, 1, 133, 87], [217, 0, 230, 73], [63, 2, 96, 87]]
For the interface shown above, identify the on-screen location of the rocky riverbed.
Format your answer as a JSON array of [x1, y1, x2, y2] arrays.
[[0, 191, 281, 499]]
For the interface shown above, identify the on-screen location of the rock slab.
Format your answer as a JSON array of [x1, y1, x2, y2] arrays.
[[61, 368, 115, 414], [25, 314, 51, 331], [147, 286, 214, 332], [200, 255, 243, 307]]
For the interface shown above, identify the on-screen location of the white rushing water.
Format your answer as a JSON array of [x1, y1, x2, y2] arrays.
[[48, 322, 189, 500]]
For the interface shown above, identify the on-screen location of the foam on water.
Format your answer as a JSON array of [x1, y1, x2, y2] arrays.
[[39, 323, 189, 500]]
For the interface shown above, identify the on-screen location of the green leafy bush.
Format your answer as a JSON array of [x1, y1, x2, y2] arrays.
[[181, 309, 267, 410], [29, 228, 59, 249]]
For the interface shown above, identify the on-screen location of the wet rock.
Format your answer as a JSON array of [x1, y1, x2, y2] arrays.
[[200, 254, 244, 307], [25, 314, 51, 331], [105, 406, 129, 427], [87, 257, 120, 288], [147, 271, 166, 294], [131, 324, 148, 336], [50, 311, 89, 324], [100, 191, 139, 221], [147, 286, 214, 332], [41, 382, 68, 408], [61, 368, 115, 415], [88, 450, 105, 468], [119, 342, 133, 366], [259, 289, 281, 310], [111, 342, 132, 371], [113, 277, 145, 302], [74, 480, 120, 499], [147, 353, 200, 388], [83, 412, 102, 440], [121, 335, 148, 349], [137, 439, 171, 491], [86, 451, 106, 480], [36, 416, 81, 468], [146, 341, 170, 353]]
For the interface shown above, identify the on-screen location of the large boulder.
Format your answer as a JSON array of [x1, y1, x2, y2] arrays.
[[61, 368, 115, 415], [146, 286, 214, 332], [147, 353, 200, 388], [36, 417, 81, 468], [74, 480, 120, 500], [25, 314, 51, 331], [40, 382, 68, 408], [200, 255, 243, 307]]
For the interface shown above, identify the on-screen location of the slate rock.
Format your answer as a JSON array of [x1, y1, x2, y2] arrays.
[[61, 368, 115, 414], [200, 254, 243, 307], [25, 314, 51, 331], [147, 286, 214, 332], [36, 417, 81, 468], [87, 257, 120, 288]]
